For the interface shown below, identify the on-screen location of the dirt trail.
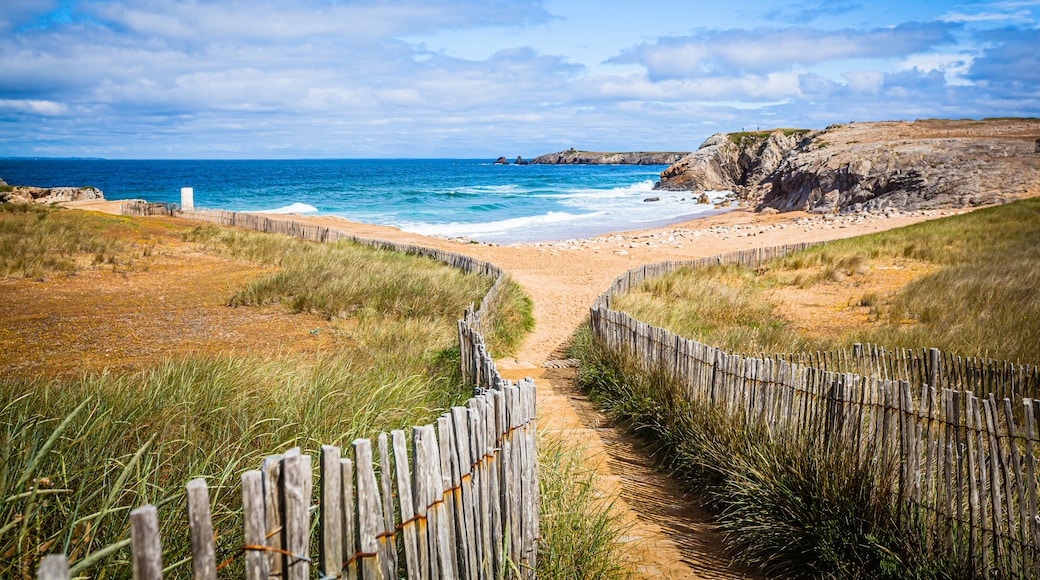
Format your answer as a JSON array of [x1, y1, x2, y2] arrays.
[[66, 199, 966, 578]]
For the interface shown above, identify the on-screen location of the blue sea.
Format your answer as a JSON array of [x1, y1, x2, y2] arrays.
[[0, 159, 725, 243]]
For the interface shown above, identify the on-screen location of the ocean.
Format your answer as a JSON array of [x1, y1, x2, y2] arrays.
[[0, 159, 726, 243]]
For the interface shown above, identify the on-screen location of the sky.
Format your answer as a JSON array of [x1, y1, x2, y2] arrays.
[[1, 0, 1038, 159]]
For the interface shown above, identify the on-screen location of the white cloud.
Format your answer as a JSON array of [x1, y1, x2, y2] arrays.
[[610, 22, 960, 79], [940, 10, 1033, 22], [0, 98, 69, 116], [841, 70, 885, 94]]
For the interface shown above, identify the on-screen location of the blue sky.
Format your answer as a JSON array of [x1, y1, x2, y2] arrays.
[[1, 0, 1038, 158]]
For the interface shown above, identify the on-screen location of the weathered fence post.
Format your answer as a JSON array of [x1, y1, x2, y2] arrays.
[[241, 470, 269, 580], [283, 452, 313, 580], [929, 348, 941, 388], [186, 478, 216, 580], [392, 430, 422, 580], [36, 555, 69, 580], [130, 505, 163, 580], [320, 445, 344, 578], [378, 433, 399, 577], [261, 452, 286, 576], [341, 457, 359, 580], [354, 438, 385, 579]]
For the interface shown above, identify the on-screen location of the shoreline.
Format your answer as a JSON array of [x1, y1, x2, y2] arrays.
[[61, 198, 967, 252]]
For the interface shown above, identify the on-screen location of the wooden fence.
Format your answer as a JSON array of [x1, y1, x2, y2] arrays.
[[37, 204, 538, 579], [590, 242, 1040, 399], [39, 380, 538, 580], [590, 243, 1040, 577]]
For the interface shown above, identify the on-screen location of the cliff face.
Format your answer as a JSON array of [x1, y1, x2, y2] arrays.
[[530, 150, 689, 165], [656, 119, 1040, 213], [656, 131, 804, 191]]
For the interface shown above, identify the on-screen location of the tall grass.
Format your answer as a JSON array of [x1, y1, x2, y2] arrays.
[[536, 434, 633, 580], [614, 198, 1040, 364], [0, 350, 465, 577], [185, 224, 492, 321], [1, 215, 538, 575], [0, 204, 143, 277], [485, 278, 535, 359], [569, 326, 952, 579]]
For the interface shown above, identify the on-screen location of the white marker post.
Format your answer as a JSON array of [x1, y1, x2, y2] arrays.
[[180, 187, 194, 210]]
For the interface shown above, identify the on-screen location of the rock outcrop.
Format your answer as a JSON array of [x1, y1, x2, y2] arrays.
[[530, 149, 689, 165], [0, 184, 105, 205], [655, 119, 1040, 213]]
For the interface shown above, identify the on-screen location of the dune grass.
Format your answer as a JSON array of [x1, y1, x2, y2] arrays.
[[0, 211, 534, 576], [536, 433, 634, 580], [484, 278, 536, 359], [1, 350, 466, 576], [0, 203, 149, 278], [185, 224, 493, 321], [613, 198, 1040, 365], [569, 326, 952, 579]]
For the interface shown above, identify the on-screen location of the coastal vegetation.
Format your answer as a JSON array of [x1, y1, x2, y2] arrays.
[[0, 204, 540, 576], [571, 199, 1040, 578], [537, 436, 634, 579], [570, 330, 948, 578], [613, 198, 1040, 364], [0, 202, 143, 278], [726, 127, 810, 145]]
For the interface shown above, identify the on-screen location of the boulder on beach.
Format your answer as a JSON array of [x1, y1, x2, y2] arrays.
[[0, 184, 105, 205]]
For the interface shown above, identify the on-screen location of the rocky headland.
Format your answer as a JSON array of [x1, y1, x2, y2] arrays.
[[530, 149, 689, 165], [0, 178, 104, 205], [655, 118, 1040, 213]]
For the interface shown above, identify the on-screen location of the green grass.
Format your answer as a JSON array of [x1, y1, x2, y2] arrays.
[[568, 326, 953, 579], [184, 224, 492, 321], [537, 435, 633, 580], [727, 128, 810, 145], [0, 214, 536, 576], [1, 351, 466, 576], [613, 198, 1040, 365], [485, 278, 535, 358]]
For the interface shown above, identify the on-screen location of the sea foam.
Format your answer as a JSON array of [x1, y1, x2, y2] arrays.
[[255, 202, 319, 214]]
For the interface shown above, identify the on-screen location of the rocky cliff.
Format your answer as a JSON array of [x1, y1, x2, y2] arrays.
[[0, 183, 105, 205], [530, 149, 689, 165], [656, 119, 1040, 213]]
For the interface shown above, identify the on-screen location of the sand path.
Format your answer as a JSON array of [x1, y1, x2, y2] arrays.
[[66, 199, 961, 577]]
